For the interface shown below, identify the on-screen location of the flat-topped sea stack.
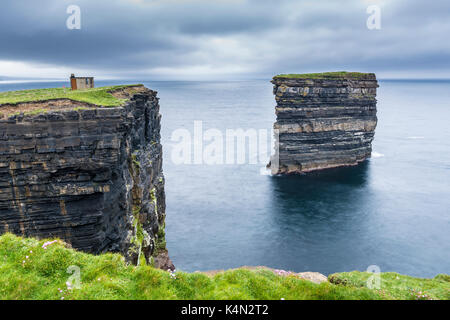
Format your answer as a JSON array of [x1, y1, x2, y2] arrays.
[[270, 72, 379, 174], [0, 85, 173, 269]]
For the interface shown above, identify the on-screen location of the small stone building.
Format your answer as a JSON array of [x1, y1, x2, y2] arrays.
[[70, 74, 94, 90]]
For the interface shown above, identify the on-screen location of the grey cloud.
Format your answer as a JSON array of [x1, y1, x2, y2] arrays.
[[0, 0, 449, 79]]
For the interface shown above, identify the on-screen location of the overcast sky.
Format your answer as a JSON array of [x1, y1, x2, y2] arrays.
[[0, 0, 449, 80]]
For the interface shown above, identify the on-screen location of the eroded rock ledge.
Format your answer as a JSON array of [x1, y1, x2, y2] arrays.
[[0, 85, 174, 270], [269, 72, 379, 174]]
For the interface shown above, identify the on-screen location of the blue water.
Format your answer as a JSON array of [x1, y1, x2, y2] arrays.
[[1, 79, 449, 278]]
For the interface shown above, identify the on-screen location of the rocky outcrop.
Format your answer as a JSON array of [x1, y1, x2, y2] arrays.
[[0, 86, 174, 270], [269, 72, 378, 174], [201, 266, 328, 284]]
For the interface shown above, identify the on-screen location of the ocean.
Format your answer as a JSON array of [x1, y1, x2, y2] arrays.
[[1, 79, 449, 277]]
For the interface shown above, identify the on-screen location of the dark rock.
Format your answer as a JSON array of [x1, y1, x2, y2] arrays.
[[154, 249, 176, 271], [0, 87, 173, 268], [269, 73, 379, 174]]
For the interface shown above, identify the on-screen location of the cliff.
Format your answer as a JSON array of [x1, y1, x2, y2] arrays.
[[0, 85, 173, 270], [269, 72, 379, 174]]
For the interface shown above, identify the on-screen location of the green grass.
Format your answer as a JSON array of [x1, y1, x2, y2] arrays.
[[0, 233, 447, 300], [329, 271, 450, 300], [274, 71, 372, 79], [0, 84, 143, 107]]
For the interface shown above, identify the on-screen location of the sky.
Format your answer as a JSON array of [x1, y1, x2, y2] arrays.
[[0, 0, 449, 80]]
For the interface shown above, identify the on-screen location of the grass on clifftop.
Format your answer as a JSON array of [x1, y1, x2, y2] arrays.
[[0, 234, 448, 300], [329, 272, 450, 300], [0, 84, 143, 107], [274, 71, 371, 79]]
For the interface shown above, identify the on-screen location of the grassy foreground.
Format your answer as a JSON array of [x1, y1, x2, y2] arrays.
[[0, 84, 142, 107], [0, 234, 448, 300]]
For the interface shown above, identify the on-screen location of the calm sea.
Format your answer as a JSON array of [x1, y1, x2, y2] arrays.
[[1, 79, 449, 277]]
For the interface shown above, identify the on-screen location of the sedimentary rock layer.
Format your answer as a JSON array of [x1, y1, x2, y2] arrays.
[[270, 73, 378, 174], [0, 86, 173, 269]]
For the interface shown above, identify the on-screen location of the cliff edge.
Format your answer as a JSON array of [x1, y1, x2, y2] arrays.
[[0, 85, 173, 270]]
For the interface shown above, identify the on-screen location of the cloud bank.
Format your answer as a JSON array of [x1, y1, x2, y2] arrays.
[[0, 0, 449, 79]]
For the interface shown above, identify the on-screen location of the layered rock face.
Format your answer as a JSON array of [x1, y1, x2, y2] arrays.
[[270, 73, 378, 174], [0, 86, 173, 269]]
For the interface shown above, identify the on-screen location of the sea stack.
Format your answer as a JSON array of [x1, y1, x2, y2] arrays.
[[270, 72, 378, 174]]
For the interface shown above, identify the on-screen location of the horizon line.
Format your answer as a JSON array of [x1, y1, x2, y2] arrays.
[[2, 77, 450, 83]]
